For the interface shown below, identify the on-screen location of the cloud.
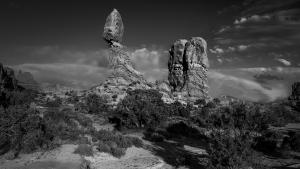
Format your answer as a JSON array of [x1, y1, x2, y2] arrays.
[[1, 45, 111, 68], [208, 70, 287, 102], [208, 67, 300, 102], [209, 47, 224, 54], [217, 58, 223, 64], [237, 45, 249, 51], [13, 63, 109, 89], [234, 15, 271, 24], [276, 58, 291, 66], [211, 0, 300, 68], [8, 46, 169, 88], [130, 47, 168, 81]]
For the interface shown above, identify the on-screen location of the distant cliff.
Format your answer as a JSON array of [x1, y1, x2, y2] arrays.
[[0, 63, 19, 91], [15, 70, 40, 91]]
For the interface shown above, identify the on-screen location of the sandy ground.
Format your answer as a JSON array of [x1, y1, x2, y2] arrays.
[[0, 144, 173, 169], [0, 144, 82, 169], [85, 146, 172, 169]]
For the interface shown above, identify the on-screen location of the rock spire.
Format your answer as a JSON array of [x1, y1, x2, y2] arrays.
[[168, 37, 209, 101]]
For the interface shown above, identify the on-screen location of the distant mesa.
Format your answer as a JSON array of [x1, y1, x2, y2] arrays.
[[0, 63, 40, 92]]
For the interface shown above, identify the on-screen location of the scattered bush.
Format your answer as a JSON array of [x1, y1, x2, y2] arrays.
[[43, 109, 94, 142], [207, 130, 254, 169], [0, 89, 37, 108], [45, 97, 62, 107], [74, 144, 93, 156], [111, 89, 170, 129], [94, 130, 143, 158], [86, 94, 110, 114], [0, 106, 56, 155], [289, 132, 300, 152]]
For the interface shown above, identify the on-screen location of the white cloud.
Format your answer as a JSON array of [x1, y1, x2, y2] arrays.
[[129, 47, 168, 81], [217, 58, 223, 64], [209, 47, 224, 54], [234, 15, 271, 24], [234, 17, 247, 24], [237, 45, 249, 51], [208, 69, 289, 102], [13, 63, 108, 89], [276, 58, 291, 66]]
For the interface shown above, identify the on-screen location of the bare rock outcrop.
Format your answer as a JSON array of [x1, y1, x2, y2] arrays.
[[168, 37, 209, 102]]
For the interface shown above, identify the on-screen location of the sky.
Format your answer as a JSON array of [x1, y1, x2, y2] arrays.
[[0, 0, 300, 102]]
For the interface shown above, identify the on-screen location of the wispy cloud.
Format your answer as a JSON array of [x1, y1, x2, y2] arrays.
[[276, 58, 292, 66], [210, 0, 300, 68]]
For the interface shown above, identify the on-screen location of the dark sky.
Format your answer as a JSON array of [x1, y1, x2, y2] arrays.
[[0, 0, 239, 50], [0, 0, 300, 102]]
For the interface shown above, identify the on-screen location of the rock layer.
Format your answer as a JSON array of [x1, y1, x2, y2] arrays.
[[168, 37, 209, 101]]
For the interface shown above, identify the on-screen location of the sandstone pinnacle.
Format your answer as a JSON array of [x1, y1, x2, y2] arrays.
[[168, 37, 209, 100]]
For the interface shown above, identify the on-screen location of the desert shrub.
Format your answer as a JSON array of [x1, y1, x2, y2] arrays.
[[74, 144, 93, 156], [205, 101, 217, 109], [144, 130, 165, 142], [266, 102, 300, 125], [167, 101, 191, 117], [65, 90, 80, 104], [166, 121, 208, 140], [43, 109, 94, 141], [289, 132, 300, 152], [254, 130, 288, 157], [111, 89, 169, 129], [45, 97, 62, 107], [74, 102, 88, 113], [207, 130, 254, 169], [196, 101, 278, 132], [194, 98, 206, 106], [97, 141, 111, 153], [0, 89, 37, 108], [110, 147, 126, 158], [0, 106, 56, 155], [94, 130, 143, 158], [86, 94, 110, 114], [213, 98, 221, 105]]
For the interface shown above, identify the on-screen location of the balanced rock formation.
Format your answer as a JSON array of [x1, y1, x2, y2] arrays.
[[168, 37, 209, 101], [103, 9, 146, 86], [90, 9, 152, 104]]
